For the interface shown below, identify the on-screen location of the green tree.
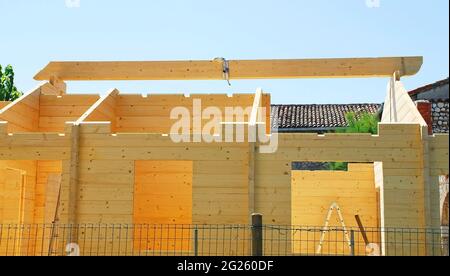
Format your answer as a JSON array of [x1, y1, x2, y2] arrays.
[[327, 162, 348, 171], [338, 111, 380, 135], [327, 112, 380, 171], [0, 65, 23, 101]]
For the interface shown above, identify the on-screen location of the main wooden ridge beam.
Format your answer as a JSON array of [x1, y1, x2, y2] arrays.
[[34, 57, 423, 81]]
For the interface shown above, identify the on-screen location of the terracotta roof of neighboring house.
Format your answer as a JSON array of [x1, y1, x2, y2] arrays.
[[271, 104, 382, 131], [409, 78, 449, 97]]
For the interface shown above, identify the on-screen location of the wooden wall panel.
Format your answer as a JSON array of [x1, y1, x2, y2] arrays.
[[0, 89, 40, 132], [134, 160, 192, 225], [0, 160, 37, 256], [34, 161, 63, 224], [382, 79, 427, 126], [291, 164, 379, 255], [254, 124, 439, 255], [0, 160, 37, 224], [38, 94, 99, 132], [75, 160, 134, 223], [193, 160, 249, 225], [83, 93, 118, 131], [429, 135, 449, 176], [115, 94, 254, 133], [255, 160, 291, 225], [134, 161, 193, 253], [0, 81, 448, 256]]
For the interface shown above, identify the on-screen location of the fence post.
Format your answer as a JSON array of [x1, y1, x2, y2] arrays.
[[350, 230, 355, 256], [194, 226, 198, 257], [443, 226, 449, 256], [251, 213, 263, 256]]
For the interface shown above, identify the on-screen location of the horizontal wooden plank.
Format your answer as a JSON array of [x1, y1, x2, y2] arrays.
[[75, 200, 133, 215], [79, 147, 248, 161], [39, 94, 99, 106], [277, 138, 421, 149], [78, 89, 119, 124], [0, 147, 69, 160], [80, 134, 250, 147], [34, 57, 423, 81], [79, 160, 134, 174], [292, 171, 374, 180], [0, 106, 39, 131], [39, 116, 81, 130], [115, 94, 255, 106], [75, 214, 132, 223], [257, 147, 421, 163], [39, 105, 92, 117]]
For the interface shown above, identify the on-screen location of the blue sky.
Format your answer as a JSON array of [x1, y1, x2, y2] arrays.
[[0, 0, 448, 104]]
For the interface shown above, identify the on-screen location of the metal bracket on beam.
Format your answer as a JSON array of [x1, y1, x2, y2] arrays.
[[214, 57, 231, 86], [394, 70, 401, 81]]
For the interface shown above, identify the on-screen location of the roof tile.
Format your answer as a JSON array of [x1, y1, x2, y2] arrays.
[[271, 104, 381, 130]]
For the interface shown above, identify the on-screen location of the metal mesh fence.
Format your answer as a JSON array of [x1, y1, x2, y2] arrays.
[[0, 224, 447, 256]]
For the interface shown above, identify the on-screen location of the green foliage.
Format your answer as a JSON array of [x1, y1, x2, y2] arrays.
[[328, 111, 380, 171], [327, 162, 348, 171], [0, 65, 23, 101], [337, 111, 380, 135]]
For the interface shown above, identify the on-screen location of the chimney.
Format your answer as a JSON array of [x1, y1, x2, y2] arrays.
[[415, 100, 433, 135]]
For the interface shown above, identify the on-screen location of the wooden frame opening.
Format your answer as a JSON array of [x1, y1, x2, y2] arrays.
[[290, 162, 380, 255]]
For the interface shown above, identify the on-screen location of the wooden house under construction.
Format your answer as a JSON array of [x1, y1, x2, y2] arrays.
[[0, 57, 448, 256]]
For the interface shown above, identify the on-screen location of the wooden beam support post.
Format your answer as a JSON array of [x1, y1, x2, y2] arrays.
[[251, 213, 263, 256], [248, 88, 263, 222], [68, 123, 80, 224], [49, 75, 67, 95]]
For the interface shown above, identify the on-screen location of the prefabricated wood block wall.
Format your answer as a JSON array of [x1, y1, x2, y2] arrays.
[[0, 160, 62, 256], [70, 129, 251, 225], [0, 80, 449, 255], [291, 163, 379, 255], [0, 160, 63, 224], [0, 84, 99, 133], [71, 91, 270, 134], [134, 161, 193, 252], [0, 122, 447, 255], [0, 160, 36, 224], [254, 124, 448, 255], [113, 94, 256, 133], [39, 95, 99, 132], [134, 161, 193, 225]]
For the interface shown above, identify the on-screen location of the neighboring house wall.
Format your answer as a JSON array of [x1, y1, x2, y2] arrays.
[[409, 78, 449, 134], [431, 101, 449, 134], [411, 80, 449, 101]]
